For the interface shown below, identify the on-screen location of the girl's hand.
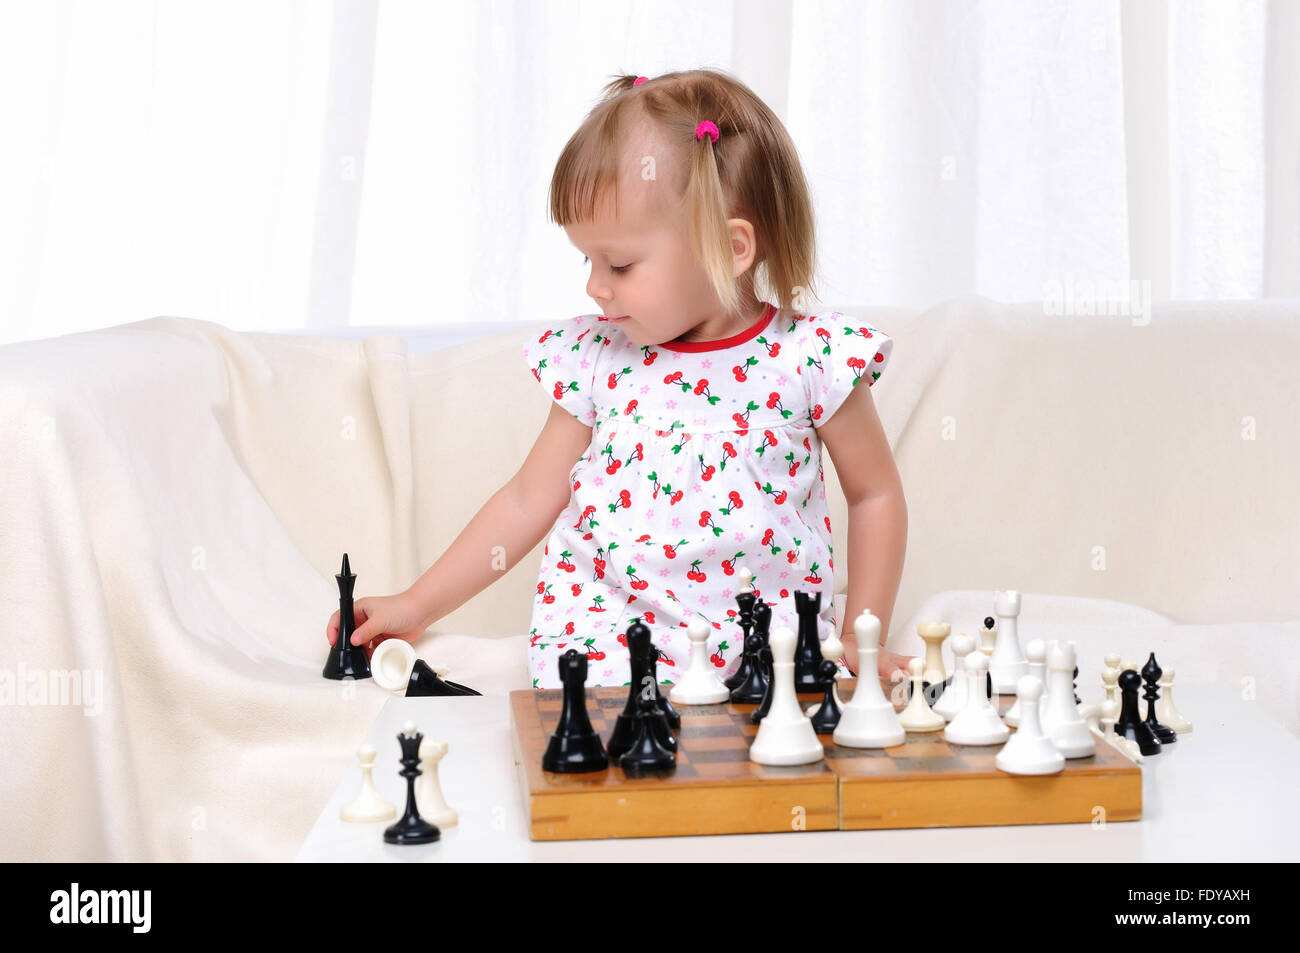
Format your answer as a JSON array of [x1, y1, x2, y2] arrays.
[[325, 591, 431, 650], [876, 648, 915, 683]]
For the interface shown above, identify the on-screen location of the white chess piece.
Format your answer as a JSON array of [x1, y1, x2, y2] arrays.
[[932, 634, 976, 722], [1100, 698, 1143, 763], [1101, 666, 1120, 712], [943, 652, 1010, 745], [669, 619, 730, 704], [1040, 641, 1095, 758], [340, 743, 396, 823], [750, 626, 825, 765], [1156, 667, 1193, 732], [371, 638, 416, 693], [996, 676, 1064, 775], [415, 739, 458, 828], [738, 566, 755, 593], [1121, 657, 1137, 674], [978, 616, 998, 656], [989, 589, 1029, 693], [917, 622, 950, 686], [898, 657, 945, 732], [1004, 638, 1048, 727], [832, 612, 905, 747]]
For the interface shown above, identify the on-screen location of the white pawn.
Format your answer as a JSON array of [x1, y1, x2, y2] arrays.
[[750, 626, 824, 765], [1157, 667, 1193, 732], [1004, 638, 1048, 727], [738, 566, 755, 592], [1040, 640, 1095, 758], [1100, 698, 1143, 763], [932, 634, 976, 722], [415, 739, 458, 828], [832, 612, 905, 748], [1101, 665, 1120, 711], [989, 589, 1029, 693], [898, 657, 945, 731], [340, 743, 396, 823], [943, 652, 1010, 745], [996, 676, 1064, 775], [669, 619, 730, 704]]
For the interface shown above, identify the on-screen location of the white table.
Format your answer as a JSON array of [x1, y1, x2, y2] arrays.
[[295, 683, 1299, 861]]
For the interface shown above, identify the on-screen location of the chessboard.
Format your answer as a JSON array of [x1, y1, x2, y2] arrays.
[[509, 678, 1142, 841]]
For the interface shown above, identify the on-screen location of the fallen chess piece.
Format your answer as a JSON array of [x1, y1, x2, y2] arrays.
[[340, 743, 395, 823], [542, 650, 609, 773], [416, 739, 458, 828], [370, 638, 481, 697], [750, 625, 825, 765], [1099, 698, 1143, 763], [322, 554, 372, 681], [832, 612, 905, 748], [995, 675, 1064, 775], [669, 619, 730, 705], [383, 722, 441, 845]]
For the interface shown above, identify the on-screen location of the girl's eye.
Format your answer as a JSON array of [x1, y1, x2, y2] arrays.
[[611, 264, 631, 274]]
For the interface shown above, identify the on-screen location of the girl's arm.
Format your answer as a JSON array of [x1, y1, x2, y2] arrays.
[[815, 383, 908, 678]]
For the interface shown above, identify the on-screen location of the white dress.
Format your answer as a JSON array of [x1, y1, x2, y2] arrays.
[[521, 302, 894, 688]]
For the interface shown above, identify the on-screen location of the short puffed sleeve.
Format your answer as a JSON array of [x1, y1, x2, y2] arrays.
[[801, 311, 893, 424], [522, 314, 604, 426]]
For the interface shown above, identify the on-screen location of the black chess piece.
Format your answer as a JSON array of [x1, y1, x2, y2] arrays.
[[609, 622, 678, 760], [809, 659, 842, 734], [1073, 665, 1081, 705], [792, 590, 824, 691], [322, 553, 372, 680], [723, 589, 758, 690], [750, 643, 775, 724], [730, 633, 768, 703], [541, 650, 608, 773], [618, 694, 676, 775], [406, 658, 481, 696], [982, 618, 996, 697], [1141, 653, 1177, 744], [1113, 669, 1161, 755], [383, 726, 440, 844]]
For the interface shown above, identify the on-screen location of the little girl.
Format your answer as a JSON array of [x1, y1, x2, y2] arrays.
[[327, 68, 911, 690]]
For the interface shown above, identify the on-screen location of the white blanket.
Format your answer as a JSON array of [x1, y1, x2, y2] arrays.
[[1, 313, 1295, 861]]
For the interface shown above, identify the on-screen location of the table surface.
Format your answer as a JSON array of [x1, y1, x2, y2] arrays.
[[295, 683, 1299, 861]]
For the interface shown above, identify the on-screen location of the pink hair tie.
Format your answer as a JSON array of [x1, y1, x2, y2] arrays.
[[695, 120, 720, 144], [632, 76, 648, 86]]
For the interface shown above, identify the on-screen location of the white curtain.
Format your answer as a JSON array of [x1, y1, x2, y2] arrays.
[[1, 0, 1295, 346]]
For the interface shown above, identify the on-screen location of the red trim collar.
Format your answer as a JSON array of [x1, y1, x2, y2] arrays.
[[658, 302, 777, 352]]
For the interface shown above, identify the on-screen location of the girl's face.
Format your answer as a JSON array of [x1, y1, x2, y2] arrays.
[[564, 142, 757, 346]]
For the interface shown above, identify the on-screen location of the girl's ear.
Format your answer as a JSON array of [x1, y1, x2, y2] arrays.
[[727, 218, 758, 278]]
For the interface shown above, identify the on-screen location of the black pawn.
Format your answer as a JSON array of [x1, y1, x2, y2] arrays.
[[1141, 653, 1177, 744], [609, 623, 677, 761], [322, 553, 372, 680], [750, 643, 775, 724], [723, 589, 758, 690], [1114, 669, 1161, 756], [792, 590, 824, 691], [541, 650, 608, 773], [383, 727, 440, 844], [619, 694, 676, 775], [809, 659, 842, 734], [730, 633, 768, 703]]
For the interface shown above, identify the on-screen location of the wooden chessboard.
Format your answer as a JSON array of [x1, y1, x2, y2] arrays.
[[509, 679, 1142, 841]]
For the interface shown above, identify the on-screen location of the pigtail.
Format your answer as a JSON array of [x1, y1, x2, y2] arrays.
[[685, 127, 741, 318]]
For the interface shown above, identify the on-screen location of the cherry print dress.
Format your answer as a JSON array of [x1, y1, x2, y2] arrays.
[[522, 301, 893, 689]]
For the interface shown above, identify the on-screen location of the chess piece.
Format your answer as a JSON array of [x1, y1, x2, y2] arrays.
[[898, 657, 945, 732], [989, 589, 1029, 694], [731, 634, 768, 704], [918, 622, 949, 688], [833, 612, 906, 747], [1156, 667, 1193, 733], [618, 694, 677, 775], [1004, 638, 1048, 727], [933, 634, 976, 722], [750, 625, 824, 765], [340, 744, 395, 823], [416, 739, 458, 828], [1100, 697, 1143, 763], [542, 650, 609, 773], [1101, 665, 1121, 712], [749, 610, 776, 724], [942, 653, 1009, 745], [383, 722, 440, 844], [1141, 653, 1178, 744], [669, 619, 730, 704], [322, 554, 372, 680], [724, 569, 759, 690], [808, 636, 843, 734], [1113, 669, 1161, 755], [1039, 641, 1095, 758], [1072, 665, 1081, 705], [609, 623, 678, 760], [792, 590, 825, 691], [995, 676, 1064, 775], [371, 638, 480, 696], [978, 615, 998, 656]]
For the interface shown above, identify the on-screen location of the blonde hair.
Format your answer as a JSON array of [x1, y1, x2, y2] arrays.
[[548, 68, 817, 318]]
